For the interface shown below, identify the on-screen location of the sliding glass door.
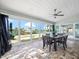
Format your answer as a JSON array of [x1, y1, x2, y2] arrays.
[[9, 18, 49, 43]]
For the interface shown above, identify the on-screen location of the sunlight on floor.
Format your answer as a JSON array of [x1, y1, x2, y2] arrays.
[[1, 40, 79, 59], [25, 48, 48, 59]]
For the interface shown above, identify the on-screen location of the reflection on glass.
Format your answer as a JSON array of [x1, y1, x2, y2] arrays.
[[75, 24, 79, 38]]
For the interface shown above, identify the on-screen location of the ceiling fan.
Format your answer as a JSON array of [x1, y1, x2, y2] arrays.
[[53, 9, 64, 18]]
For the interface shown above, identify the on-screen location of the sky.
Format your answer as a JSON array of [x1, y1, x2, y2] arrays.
[[9, 18, 46, 30]]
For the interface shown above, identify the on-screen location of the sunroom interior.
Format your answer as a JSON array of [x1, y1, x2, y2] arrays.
[[0, 0, 79, 59]]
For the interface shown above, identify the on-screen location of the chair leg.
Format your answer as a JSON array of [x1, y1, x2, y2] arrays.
[[65, 43, 67, 48], [63, 42, 66, 50], [43, 42, 45, 49], [66, 44, 67, 48], [54, 40, 57, 51], [49, 45, 51, 52], [46, 43, 48, 48]]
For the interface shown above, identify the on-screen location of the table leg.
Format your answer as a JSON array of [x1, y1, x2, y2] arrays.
[[54, 39, 57, 51]]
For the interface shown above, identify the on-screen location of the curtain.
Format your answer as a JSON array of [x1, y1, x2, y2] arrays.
[[0, 13, 11, 56]]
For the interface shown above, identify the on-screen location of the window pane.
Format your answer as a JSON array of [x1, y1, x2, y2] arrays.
[[9, 18, 19, 44], [61, 24, 73, 35], [75, 24, 79, 38], [32, 22, 46, 40], [19, 20, 31, 41], [55, 25, 59, 33]]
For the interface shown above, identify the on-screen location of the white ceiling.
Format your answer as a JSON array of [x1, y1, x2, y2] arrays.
[[0, 0, 79, 22]]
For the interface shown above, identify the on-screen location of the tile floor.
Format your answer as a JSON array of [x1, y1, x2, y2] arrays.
[[1, 39, 79, 59]]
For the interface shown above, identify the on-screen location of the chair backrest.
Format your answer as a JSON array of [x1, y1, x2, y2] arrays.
[[42, 35, 53, 45], [59, 36, 63, 41], [57, 35, 67, 42], [42, 35, 48, 44], [47, 36, 53, 45], [42, 35, 46, 41], [63, 35, 68, 42]]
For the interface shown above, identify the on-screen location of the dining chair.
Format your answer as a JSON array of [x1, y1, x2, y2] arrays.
[[42, 35, 46, 49], [42, 35, 49, 48], [64, 35, 68, 48], [42, 35, 54, 52], [46, 36, 53, 52], [57, 35, 68, 50]]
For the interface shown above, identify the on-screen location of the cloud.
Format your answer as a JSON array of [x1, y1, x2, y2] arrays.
[[25, 22, 36, 28], [44, 24, 50, 30], [9, 19, 14, 22]]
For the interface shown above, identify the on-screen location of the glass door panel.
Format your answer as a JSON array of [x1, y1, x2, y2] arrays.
[[75, 24, 79, 38], [9, 19, 19, 44]]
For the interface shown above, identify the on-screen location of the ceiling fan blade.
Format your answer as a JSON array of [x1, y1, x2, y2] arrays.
[[57, 11, 62, 14], [53, 14, 57, 16], [56, 14, 64, 16]]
